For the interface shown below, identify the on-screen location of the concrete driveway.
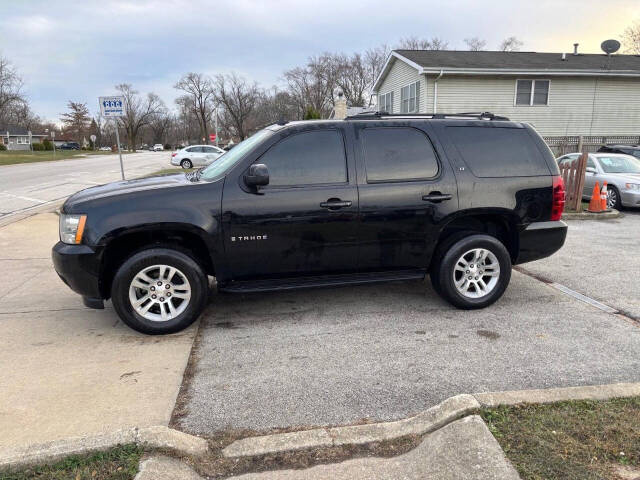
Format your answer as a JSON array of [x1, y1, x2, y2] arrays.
[[0, 151, 171, 224], [0, 213, 196, 450], [176, 217, 640, 436]]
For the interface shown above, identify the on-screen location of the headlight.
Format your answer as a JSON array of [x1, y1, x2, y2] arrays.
[[59, 214, 87, 244], [625, 183, 640, 191]]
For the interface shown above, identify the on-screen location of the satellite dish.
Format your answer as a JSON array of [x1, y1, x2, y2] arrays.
[[601, 39, 621, 55]]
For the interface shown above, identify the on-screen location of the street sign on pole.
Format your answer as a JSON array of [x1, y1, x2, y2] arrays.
[[90, 134, 97, 150], [209, 133, 216, 142], [99, 96, 126, 180]]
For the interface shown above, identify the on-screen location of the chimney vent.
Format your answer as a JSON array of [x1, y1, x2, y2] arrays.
[[573, 43, 579, 55], [561, 52, 566, 61]]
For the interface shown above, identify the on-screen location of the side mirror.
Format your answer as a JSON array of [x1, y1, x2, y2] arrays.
[[244, 163, 269, 189], [586, 167, 597, 174]]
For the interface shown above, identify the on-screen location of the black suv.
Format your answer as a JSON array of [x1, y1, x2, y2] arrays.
[[53, 113, 567, 334], [59, 142, 81, 150], [597, 144, 640, 159]]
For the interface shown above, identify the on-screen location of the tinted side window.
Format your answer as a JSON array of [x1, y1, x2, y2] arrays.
[[447, 127, 550, 177], [259, 130, 347, 187], [361, 127, 439, 182]]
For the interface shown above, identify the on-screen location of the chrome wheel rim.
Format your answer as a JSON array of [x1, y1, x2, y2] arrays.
[[453, 248, 500, 299], [129, 264, 191, 322], [607, 189, 617, 209]]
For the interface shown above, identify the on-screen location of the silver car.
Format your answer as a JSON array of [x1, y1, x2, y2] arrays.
[[170, 145, 225, 169], [557, 152, 640, 209]]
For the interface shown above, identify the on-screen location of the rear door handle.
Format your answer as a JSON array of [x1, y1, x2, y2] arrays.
[[422, 193, 453, 203], [320, 199, 352, 209]]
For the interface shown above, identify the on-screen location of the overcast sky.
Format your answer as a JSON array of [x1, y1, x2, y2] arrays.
[[1, 0, 638, 122]]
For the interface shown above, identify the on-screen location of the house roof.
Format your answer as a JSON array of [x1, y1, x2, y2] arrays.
[[0, 125, 46, 136], [373, 50, 640, 91]]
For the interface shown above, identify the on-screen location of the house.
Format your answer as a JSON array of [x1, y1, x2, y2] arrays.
[[0, 125, 47, 151], [373, 48, 640, 138]]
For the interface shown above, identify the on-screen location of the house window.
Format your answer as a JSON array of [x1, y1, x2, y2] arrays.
[[378, 91, 393, 113], [400, 81, 420, 113], [515, 80, 549, 106], [17, 136, 29, 144]]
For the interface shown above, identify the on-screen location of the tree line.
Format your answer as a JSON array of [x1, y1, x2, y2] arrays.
[[2, 23, 639, 150]]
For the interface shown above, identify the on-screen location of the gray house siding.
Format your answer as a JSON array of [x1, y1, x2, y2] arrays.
[[376, 56, 640, 136], [376, 59, 426, 113]]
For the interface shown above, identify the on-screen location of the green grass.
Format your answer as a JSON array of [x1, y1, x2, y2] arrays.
[[0, 444, 143, 480], [0, 150, 129, 166], [481, 397, 640, 480]]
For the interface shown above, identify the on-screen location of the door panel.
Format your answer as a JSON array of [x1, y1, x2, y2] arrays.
[[354, 123, 459, 271], [221, 126, 359, 280]]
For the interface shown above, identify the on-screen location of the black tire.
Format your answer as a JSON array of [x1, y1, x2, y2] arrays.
[[607, 185, 622, 210], [433, 234, 511, 310], [181, 159, 192, 169], [111, 248, 209, 334]]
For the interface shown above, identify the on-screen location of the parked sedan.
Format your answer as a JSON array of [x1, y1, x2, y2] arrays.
[[59, 142, 80, 150], [557, 152, 640, 209], [170, 145, 225, 169], [153, 144, 164, 151]]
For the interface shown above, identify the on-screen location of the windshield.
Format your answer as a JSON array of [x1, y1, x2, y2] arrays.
[[597, 155, 640, 174], [199, 130, 272, 181]]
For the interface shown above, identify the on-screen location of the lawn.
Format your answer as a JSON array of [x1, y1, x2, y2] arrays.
[[481, 397, 640, 480], [0, 444, 143, 480], [0, 150, 127, 166]]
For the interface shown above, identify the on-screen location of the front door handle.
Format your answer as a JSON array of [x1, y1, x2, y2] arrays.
[[320, 199, 352, 209], [422, 193, 453, 203]]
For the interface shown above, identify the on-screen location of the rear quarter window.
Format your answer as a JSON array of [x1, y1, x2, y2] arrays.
[[447, 126, 550, 177]]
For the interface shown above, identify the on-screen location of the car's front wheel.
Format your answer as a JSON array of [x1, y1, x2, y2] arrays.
[[607, 185, 622, 210], [181, 159, 192, 169], [111, 248, 209, 334], [432, 234, 511, 309]]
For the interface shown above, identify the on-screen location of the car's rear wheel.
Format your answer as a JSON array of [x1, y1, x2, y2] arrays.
[[432, 234, 511, 309], [607, 185, 621, 210], [181, 159, 192, 169], [111, 248, 209, 334]]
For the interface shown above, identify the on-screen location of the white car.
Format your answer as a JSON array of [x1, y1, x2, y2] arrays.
[[98, 146, 112, 151], [170, 145, 225, 169], [153, 144, 164, 151]]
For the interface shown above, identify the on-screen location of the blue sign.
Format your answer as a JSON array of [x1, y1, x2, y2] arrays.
[[99, 96, 126, 117]]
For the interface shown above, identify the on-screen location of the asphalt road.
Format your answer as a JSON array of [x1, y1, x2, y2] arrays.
[[0, 151, 172, 223], [521, 212, 640, 320], [176, 216, 640, 435]]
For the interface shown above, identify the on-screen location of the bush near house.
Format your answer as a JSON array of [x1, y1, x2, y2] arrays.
[[42, 139, 53, 151], [32, 142, 45, 151], [0, 144, 6, 151]]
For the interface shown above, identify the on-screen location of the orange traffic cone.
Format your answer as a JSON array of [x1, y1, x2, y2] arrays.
[[601, 182, 608, 211], [588, 181, 603, 213]]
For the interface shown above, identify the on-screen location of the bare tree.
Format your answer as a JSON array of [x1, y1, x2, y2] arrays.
[[464, 37, 487, 51], [622, 21, 640, 54], [174, 73, 215, 144], [499, 36, 524, 52], [364, 44, 391, 106], [0, 55, 28, 125], [397, 36, 448, 50], [213, 73, 261, 140], [149, 111, 172, 145], [333, 53, 368, 107], [115, 83, 164, 150], [284, 54, 337, 119], [60, 101, 90, 142]]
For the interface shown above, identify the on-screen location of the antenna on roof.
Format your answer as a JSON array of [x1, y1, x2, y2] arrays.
[[600, 39, 621, 56]]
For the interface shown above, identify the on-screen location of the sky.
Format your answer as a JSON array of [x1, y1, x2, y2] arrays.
[[1, 0, 638, 123]]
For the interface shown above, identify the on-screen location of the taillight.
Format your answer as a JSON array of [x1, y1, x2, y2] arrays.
[[171, 152, 177, 157], [551, 175, 565, 221]]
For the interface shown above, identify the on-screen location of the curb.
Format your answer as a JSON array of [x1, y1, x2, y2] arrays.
[[222, 382, 640, 459], [0, 426, 208, 471], [562, 209, 621, 220], [222, 394, 479, 458]]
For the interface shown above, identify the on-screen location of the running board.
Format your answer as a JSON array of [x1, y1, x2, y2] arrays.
[[218, 270, 426, 293]]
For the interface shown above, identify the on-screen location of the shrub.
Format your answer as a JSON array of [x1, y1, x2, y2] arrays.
[[303, 107, 321, 120], [43, 139, 53, 151], [164, 144, 171, 150], [0, 144, 6, 151], [32, 142, 45, 151]]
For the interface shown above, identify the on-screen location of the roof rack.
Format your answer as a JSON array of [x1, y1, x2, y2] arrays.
[[344, 111, 510, 121]]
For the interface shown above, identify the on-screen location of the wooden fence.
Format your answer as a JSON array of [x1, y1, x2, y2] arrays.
[[558, 152, 587, 212], [543, 135, 640, 157]]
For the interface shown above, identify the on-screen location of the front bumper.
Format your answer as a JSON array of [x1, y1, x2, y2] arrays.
[[52, 242, 103, 301], [515, 220, 568, 265], [621, 189, 640, 207]]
